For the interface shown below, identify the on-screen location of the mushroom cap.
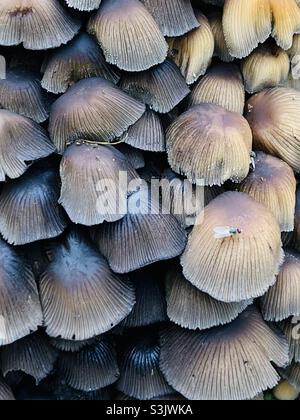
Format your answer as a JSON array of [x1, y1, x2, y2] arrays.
[[92, 185, 187, 274], [41, 33, 119, 94], [223, 0, 272, 59], [208, 11, 233, 62], [159, 306, 289, 400], [166, 267, 252, 330], [0, 165, 66, 245], [0, 109, 55, 181], [65, 0, 102, 11], [142, 0, 199, 37], [167, 10, 214, 85], [40, 229, 135, 341], [88, 0, 168, 72], [238, 151, 296, 232], [0, 378, 15, 401], [120, 60, 189, 114], [50, 337, 98, 353], [273, 380, 300, 400], [121, 269, 167, 328], [121, 109, 165, 152], [59, 143, 140, 226], [279, 318, 300, 363], [269, 0, 300, 51], [181, 191, 284, 303], [117, 335, 172, 400], [246, 87, 300, 172], [241, 43, 290, 94], [0, 0, 80, 50], [166, 103, 252, 187], [58, 338, 119, 391], [187, 63, 245, 114], [0, 238, 43, 345], [116, 144, 145, 170], [0, 69, 50, 122], [49, 77, 145, 154], [261, 251, 300, 322], [1, 333, 58, 385]]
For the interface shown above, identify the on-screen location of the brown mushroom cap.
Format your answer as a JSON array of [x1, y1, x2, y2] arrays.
[[187, 63, 245, 114], [0, 165, 66, 245], [65, 0, 102, 11], [208, 11, 233, 62], [59, 143, 140, 226], [1, 333, 58, 385], [241, 43, 290, 94], [246, 87, 300, 172], [0, 378, 15, 401], [181, 191, 283, 303], [58, 338, 119, 391], [120, 60, 189, 114], [0, 69, 50, 122], [0, 110, 55, 181], [270, 0, 300, 51], [167, 10, 214, 85], [166, 267, 252, 330], [88, 0, 168, 72], [120, 109, 165, 152], [261, 251, 300, 322], [0, 0, 80, 50], [41, 33, 119, 94], [167, 103, 252, 186], [40, 229, 135, 341], [160, 306, 289, 400], [142, 0, 199, 37], [116, 336, 172, 400], [49, 77, 145, 154], [0, 238, 43, 345], [92, 184, 187, 274], [238, 152, 296, 232]]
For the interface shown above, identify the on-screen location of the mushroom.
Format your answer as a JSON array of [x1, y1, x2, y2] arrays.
[[166, 266, 252, 330], [0, 0, 80, 50], [0, 69, 50, 122], [159, 306, 289, 400], [58, 337, 119, 391], [116, 334, 172, 400], [120, 60, 190, 114], [187, 63, 245, 114], [273, 380, 300, 400], [181, 191, 283, 303], [0, 378, 15, 401], [49, 77, 145, 154], [238, 152, 296, 232], [92, 185, 187, 274], [41, 33, 119, 94], [39, 229, 135, 340], [1, 333, 58, 385], [246, 87, 300, 172], [0, 164, 66, 245], [166, 104, 252, 186], [87, 0, 168, 72], [0, 109, 55, 181], [116, 144, 145, 170], [0, 238, 43, 345], [142, 0, 199, 37], [120, 109, 165, 152], [208, 11, 233, 62], [59, 143, 140, 225], [261, 251, 300, 322], [241, 43, 290, 94], [50, 337, 98, 353], [65, 0, 102, 11], [279, 318, 300, 362], [167, 10, 214, 85], [121, 268, 167, 328]]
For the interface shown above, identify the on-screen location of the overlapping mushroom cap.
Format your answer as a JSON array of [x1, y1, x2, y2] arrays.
[[238, 152, 296, 232], [49, 77, 145, 153], [246, 87, 300, 172], [0, 0, 80, 50], [40, 229, 135, 340], [88, 0, 168, 72], [167, 103, 252, 186], [181, 191, 283, 303], [160, 306, 289, 400], [65, 0, 102, 11]]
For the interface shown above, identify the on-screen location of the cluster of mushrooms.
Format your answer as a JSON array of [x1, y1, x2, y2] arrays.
[[0, 0, 300, 401]]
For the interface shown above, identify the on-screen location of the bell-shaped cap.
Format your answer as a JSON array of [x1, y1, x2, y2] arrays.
[[49, 77, 145, 153], [279, 318, 300, 363], [208, 11, 233, 62], [181, 191, 284, 303]]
